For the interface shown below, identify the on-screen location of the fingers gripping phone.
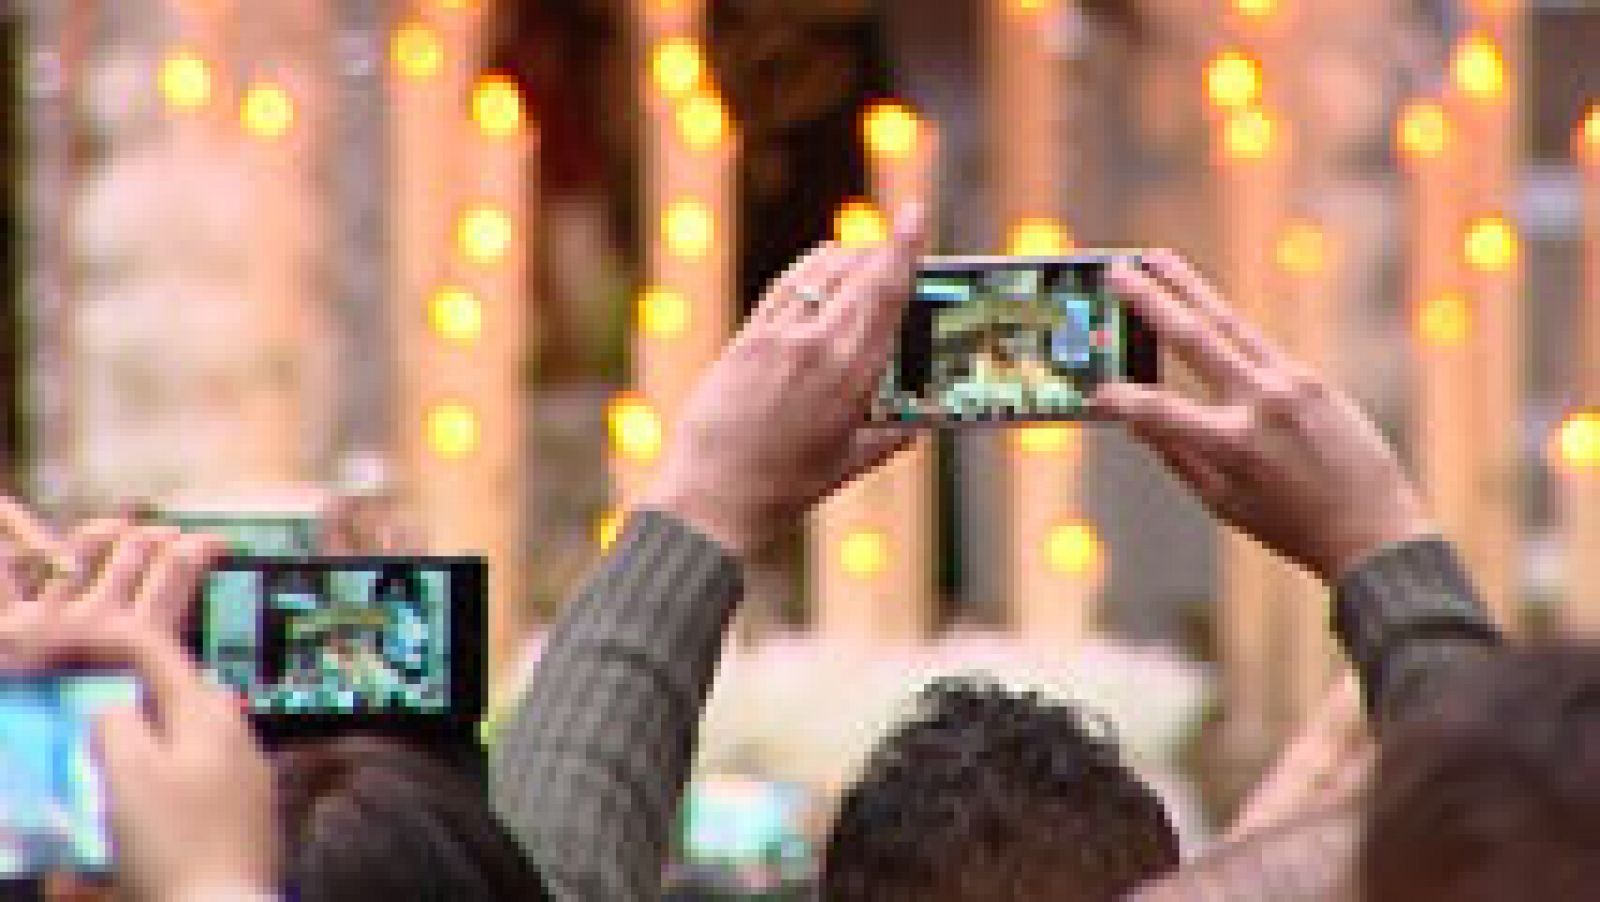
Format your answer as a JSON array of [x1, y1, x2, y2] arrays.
[[871, 254, 1159, 425]]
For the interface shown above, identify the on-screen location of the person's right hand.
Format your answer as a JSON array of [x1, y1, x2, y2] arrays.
[[640, 204, 927, 556], [1094, 251, 1434, 582]]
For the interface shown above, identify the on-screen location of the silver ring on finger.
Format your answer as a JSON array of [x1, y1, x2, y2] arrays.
[[794, 284, 828, 312]]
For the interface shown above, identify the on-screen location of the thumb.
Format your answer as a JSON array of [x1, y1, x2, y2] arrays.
[[93, 703, 157, 792]]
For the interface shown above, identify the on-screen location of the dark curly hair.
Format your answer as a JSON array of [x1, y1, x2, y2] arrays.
[[820, 676, 1180, 901]]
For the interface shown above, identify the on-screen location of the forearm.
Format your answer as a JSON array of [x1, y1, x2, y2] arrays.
[[491, 510, 743, 901], [1333, 537, 1503, 725]]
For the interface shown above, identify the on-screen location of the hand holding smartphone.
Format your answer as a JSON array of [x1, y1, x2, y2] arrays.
[[871, 254, 1159, 425]]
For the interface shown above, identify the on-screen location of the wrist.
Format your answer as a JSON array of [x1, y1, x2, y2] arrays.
[[164, 881, 279, 902], [1317, 509, 1438, 583], [637, 482, 763, 559]]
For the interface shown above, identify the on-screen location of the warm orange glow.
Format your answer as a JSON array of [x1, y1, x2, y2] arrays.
[[834, 200, 889, 248], [840, 529, 890, 579], [391, 22, 444, 81], [426, 403, 480, 460], [1554, 411, 1600, 471], [1232, 0, 1279, 20], [1463, 215, 1519, 274], [1204, 51, 1263, 111], [1006, 218, 1072, 256], [1008, 0, 1059, 14], [428, 286, 483, 344], [863, 101, 921, 161], [596, 510, 624, 550], [1013, 425, 1080, 456], [638, 287, 691, 338], [471, 73, 526, 138], [650, 38, 706, 99], [1276, 221, 1329, 276], [608, 395, 665, 465], [1220, 107, 1277, 162], [676, 92, 729, 150], [1450, 33, 1507, 103], [158, 50, 212, 111], [1577, 104, 1600, 164], [662, 199, 715, 258], [1416, 291, 1472, 349], [240, 82, 295, 140], [1046, 520, 1104, 578], [456, 205, 516, 264], [1397, 100, 1452, 162]]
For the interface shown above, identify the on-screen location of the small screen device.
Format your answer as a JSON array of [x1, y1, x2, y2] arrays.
[[0, 673, 138, 879], [161, 513, 321, 556], [191, 556, 485, 745], [871, 254, 1159, 425]]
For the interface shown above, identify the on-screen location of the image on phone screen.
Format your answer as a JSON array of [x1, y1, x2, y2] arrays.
[[0, 674, 138, 878], [197, 559, 470, 719], [871, 256, 1156, 425]]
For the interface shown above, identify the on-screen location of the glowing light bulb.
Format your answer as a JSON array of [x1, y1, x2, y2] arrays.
[[1416, 291, 1472, 349], [1577, 104, 1600, 164], [676, 92, 729, 150], [1220, 107, 1277, 162], [1013, 425, 1080, 456], [1276, 221, 1328, 276], [1046, 520, 1104, 578], [1463, 215, 1518, 274], [1232, 0, 1279, 19], [471, 73, 525, 138], [833, 200, 888, 248], [426, 403, 480, 460], [863, 101, 921, 161], [456, 205, 516, 264], [662, 200, 715, 258], [1554, 411, 1600, 471], [241, 82, 295, 140], [158, 50, 212, 111], [638, 287, 690, 338], [840, 529, 890, 579], [1397, 100, 1452, 162], [1006, 218, 1072, 256], [1204, 51, 1263, 111], [650, 38, 705, 98], [596, 510, 623, 550], [1450, 33, 1507, 103], [428, 286, 483, 344], [608, 395, 664, 465], [391, 23, 444, 81]]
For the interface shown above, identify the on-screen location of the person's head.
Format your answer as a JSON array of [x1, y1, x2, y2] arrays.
[[820, 677, 1180, 901], [274, 736, 549, 901], [1363, 646, 1600, 901]]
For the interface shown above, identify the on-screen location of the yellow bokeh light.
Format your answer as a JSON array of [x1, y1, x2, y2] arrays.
[[391, 22, 444, 81], [1204, 51, 1263, 111], [456, 204, 516, 264], [676, 92, 729, 150], [840, 529, 890, 579], [426, 402, 480, 461], [1010, 0, 1058, 13], [471, 73, 526, 138], [1046, 520, 1104, 578], [662, 199, 715, 258], [1013, 425, 1080, 456], [1415, 291, 1472, 349], [596, 510, 623, 550], [1577, 104, 1600, 164], [1006, 218, 1072, 256], [1463, 215, 1518, 274], [638, 287, 691, 338], [1397, 100, 1452, 162], [428, 286, 483, 344], [607, 395, 665, 465], [240, 82, 295, 140], [1220, 107, 1277, 162], [1276, 220, 1329, 276], [650, 38, 706, 99], [158, 50, 212, 111], [1450, 33, 1507, 103], [833, 200, 888, 248], [863, 101, 921, 161], [1554, 411, 1600, 471], [1232, 0, 1279, 19]]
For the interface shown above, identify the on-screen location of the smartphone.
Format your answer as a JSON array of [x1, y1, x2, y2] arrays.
[[0, 673, 138, 879], [871, 254, 1159, 425], [190, 556, 486, 745], [160, 513, 321, 556]]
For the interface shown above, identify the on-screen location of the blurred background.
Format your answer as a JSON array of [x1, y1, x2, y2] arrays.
[[0, 0, 1597, 894]]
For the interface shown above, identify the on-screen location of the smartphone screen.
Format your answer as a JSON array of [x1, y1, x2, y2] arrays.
[[0, 674, 138, 878], [193, 558, 485, 745], [871, 255, 1157, 425]]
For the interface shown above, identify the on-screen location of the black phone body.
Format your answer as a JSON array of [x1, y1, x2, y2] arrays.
[[871, 254, 1159, 425], [189, 556, 486, 754]]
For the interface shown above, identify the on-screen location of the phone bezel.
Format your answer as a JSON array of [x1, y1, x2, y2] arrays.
[[876, 253, 1160, 426], [187, 555, 487, 746]]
